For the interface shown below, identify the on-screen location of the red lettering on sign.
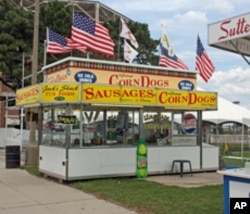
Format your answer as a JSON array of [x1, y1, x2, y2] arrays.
[[16, 87, 39, 102], [188, 93, 216, 104], [158, 92, 188, 104], [109, 75, 169, 87], [84, 87, 154, 100], [219, 17, 250, 41]]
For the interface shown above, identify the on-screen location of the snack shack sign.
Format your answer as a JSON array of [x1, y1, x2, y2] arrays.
[[208, 12, 250, 56]]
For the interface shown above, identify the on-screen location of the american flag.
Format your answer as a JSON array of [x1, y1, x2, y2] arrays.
[[159, 44, 189, 70], [67, 38, 86, 53], [196, 35, 215, 82], [71, 12, 114, 57], [47, 28, 86, 54]]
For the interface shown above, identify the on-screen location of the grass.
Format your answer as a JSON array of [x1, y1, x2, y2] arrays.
[[225, 143, 249, 151], [221, 151, 250, 168], [24, 144, 247, 214], [70, 178, 223, 214], [213, 142, 250, 168], [212, 142, 250, 153], [21, 164, 223, 214], [20, 165, 42, 176], [19, 143, 250, 213]]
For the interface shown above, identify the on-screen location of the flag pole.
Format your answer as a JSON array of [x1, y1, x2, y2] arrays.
[[43, 39, 47, 67], [43, 39, 47, 82], [70, 4, 76, 58], [123, 38, 125, 62], [118, 19, 122, 61], [241, 118, 244, 160], [43, 28, 47, 81]]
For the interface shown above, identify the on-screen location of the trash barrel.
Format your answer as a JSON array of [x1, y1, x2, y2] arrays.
[[5, 145, 21, 168]]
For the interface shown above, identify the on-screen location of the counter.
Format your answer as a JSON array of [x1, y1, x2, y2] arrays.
[[217, 168, 250, 214]]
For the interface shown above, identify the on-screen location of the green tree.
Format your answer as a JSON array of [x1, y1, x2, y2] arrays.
[[39, 0, 160, 66], [105, 18, 159, 64], [39, 0, 81, 65], [0, 0, 33, 90], [121, 20, 159, 65], [0, 0, 160, 91]]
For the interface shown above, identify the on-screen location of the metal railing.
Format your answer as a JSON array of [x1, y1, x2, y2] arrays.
[[209, 134, 249, 144]]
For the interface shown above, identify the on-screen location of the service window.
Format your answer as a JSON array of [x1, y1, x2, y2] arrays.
[[143, 111, 171, 146]]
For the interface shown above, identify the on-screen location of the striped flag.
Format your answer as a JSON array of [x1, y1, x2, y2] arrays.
[[71, 12, 114, 57], [196, 35, 215, 82], [159, 44, 189, 70], [47, 28, 86, 54], [67, 38, 86, 53], [159, 32, 188, 70]]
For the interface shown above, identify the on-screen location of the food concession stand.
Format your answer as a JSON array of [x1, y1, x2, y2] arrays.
[[16, 57, 219, 181]]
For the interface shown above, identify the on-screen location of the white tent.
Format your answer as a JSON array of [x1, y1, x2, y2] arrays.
[[202, 90, 250, 126]]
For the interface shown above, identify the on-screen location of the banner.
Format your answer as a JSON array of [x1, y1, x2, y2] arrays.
[[16, 83, 217, 110], [41, 83, 80, 103], [44, 67, 197, 90], [16, 85, 39, 106], [82, 84, 217, 109]]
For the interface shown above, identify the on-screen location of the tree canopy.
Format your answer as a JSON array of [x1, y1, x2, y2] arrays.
[[0, 0, 160, 91], [0, 0, 33, 89]]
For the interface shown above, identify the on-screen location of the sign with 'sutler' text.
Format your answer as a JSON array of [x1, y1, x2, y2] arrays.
[[208, 12, 250, 56]]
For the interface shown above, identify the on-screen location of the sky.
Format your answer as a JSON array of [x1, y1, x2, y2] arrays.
[[98, 0, 250, 109]]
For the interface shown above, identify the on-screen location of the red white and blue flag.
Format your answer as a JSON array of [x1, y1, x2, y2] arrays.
[[71, 12, 114, 57], [159, 44, 189, 70], [47, 28, 86, 54], [196, 35, 215, 82], [159, 31, 188, 70]]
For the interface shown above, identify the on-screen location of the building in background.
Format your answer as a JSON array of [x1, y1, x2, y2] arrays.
[[0, 72, 19, 128]]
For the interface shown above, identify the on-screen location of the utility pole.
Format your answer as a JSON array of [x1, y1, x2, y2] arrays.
[[32, 1, 39, 85], [26, 0, 39, 166]]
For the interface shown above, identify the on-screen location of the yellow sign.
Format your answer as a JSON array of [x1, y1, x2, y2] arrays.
[[45, 67, 197, 90], [156, 90, 217, 108], [16, 82, 217, 110], [82, 84, 156, 105], [82, 84, 121, 103], [82, 84, 217, 109], [157, 90, 189, 106], [188, 91, 217, 108], [41, 83, 80, 103], [16, 85, 39, 105]]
